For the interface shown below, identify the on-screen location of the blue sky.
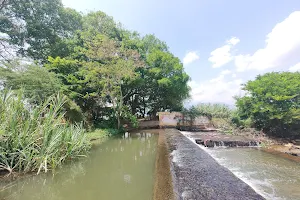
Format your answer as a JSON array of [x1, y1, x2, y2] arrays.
[[62, 0, 300, 105]]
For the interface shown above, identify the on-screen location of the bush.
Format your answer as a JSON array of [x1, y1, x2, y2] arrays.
[[235, 72, 300, 136], [182, 106, 202, 126], [231, 110, 253, 129], [196, 103, 232, 119], [0, 90, 90, 175]]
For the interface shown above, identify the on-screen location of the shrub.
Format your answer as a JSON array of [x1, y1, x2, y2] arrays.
[[0, 90, 90, 175], [235, 72, 300, 136], [196, 103, 232, 119]]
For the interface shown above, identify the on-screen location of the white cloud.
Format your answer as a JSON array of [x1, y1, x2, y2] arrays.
[[289, 62, 300, 72], [208, 37, 240, 68], [235, 11, 300, 72], [232, 73, 237, 78], [220, 69, 231, 75], [228, 37, 240, 45], [188, 76, 243, 105], [183, 51, 199, 65], [209, 75, 224, 83]]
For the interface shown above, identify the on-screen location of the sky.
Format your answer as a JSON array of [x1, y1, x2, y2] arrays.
[[62, 0, 300, 105]]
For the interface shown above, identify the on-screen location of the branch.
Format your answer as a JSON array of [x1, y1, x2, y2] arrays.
[[0, 0, 8, 12], [0, 40, 15, 62]]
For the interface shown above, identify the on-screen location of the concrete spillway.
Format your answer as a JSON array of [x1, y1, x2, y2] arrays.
[[164, 129, 264, 200]]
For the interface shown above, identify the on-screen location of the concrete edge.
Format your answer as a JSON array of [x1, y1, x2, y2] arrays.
[[153, 129, 175, 200]]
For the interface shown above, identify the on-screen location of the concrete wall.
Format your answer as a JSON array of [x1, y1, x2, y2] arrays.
[[137, 112, 211, 129], [158, 112, 182, 127], [158, 112, 210, 128], [138, 120, 159, 129]]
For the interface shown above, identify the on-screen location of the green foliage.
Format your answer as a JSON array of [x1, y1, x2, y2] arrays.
[[82, 11, 120, 40], [0, 60, 63, 104], [1, 0, 82, 61], [196, 103, 233, 119], [195, 103, 237, 134], [0, 90, 90, 175], [0, 60, 84, 123], [211, 118, 233, 134], [81, 32, 143, 129], [182, 106, 201, 126], [1, 2, 190, 130], [231, 110, 253, 129], [87, 129, 112, 141], [236, 72, 300, 136], [120, 106, 139, 128]]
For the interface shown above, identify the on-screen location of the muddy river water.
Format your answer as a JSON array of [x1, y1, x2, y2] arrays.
[[0, 132, 158, 200], [2, 130, 300, 200]]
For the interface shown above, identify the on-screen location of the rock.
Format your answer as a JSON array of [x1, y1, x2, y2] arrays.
[[284, 143, 294, 149], [195, 139, 259, 147]]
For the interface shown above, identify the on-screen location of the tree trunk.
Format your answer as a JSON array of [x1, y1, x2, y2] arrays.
[[117, 114, 121, 130]]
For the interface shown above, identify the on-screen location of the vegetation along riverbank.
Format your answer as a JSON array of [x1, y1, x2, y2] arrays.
[[1, 0, 299, 177], [0, 0, 190, 176], [182, 71, 300, 157]]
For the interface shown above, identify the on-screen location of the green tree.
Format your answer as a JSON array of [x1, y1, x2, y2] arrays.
[[182, 106, 201, 126], [83, 34, 143, 129], [236, 72, 300, 136], [0, 0, 82, 61], [45, 56, 99, 124], [0, 60, 83, 122], [0, 60, 62, 104], [1, 5, 191, 129], [143, 49, 190, 116], [82, 11, 121, 41], [121, 35, 190, 118]]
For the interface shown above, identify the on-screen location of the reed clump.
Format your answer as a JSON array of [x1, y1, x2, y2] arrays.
[[0, 90, 90, 176]]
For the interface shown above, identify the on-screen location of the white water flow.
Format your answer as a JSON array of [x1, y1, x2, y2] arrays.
[[181, 131, 300, 200]]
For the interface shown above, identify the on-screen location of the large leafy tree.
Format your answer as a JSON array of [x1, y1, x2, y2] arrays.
[[0, 0, 82, 61], [83, 34, 143, 128], [121, 34, 190, 118], [1, 5, 191, 128], [236, 72, 300, 136]]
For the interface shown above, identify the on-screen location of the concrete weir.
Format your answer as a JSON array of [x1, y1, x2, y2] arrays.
[[164, 129, 264, 200]]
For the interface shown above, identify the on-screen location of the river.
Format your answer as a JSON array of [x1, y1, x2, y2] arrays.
[[182, 131, 300, 200], [2, 130, 300, 200], [0, 132, 158, 200]]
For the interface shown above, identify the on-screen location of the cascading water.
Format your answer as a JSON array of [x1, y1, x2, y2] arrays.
[[220, 141, 225, 147], [182, 131, 300, 200]]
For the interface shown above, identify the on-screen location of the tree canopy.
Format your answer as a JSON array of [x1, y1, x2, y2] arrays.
[[235, 72, 300, 136], [0, 0, 190, 129]]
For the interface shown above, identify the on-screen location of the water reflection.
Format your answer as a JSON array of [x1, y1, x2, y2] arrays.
[[0, 132, 158, 200]]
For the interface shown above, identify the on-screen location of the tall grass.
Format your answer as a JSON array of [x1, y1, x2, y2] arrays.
[[0, 90, 90, 176], [196, 103, 233, 119]]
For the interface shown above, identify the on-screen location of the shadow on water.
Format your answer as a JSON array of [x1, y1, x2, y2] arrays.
[[0, 132, 158, 200]]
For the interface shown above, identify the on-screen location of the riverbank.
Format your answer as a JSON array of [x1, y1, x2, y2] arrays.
[[0, 128, 115, 178]]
